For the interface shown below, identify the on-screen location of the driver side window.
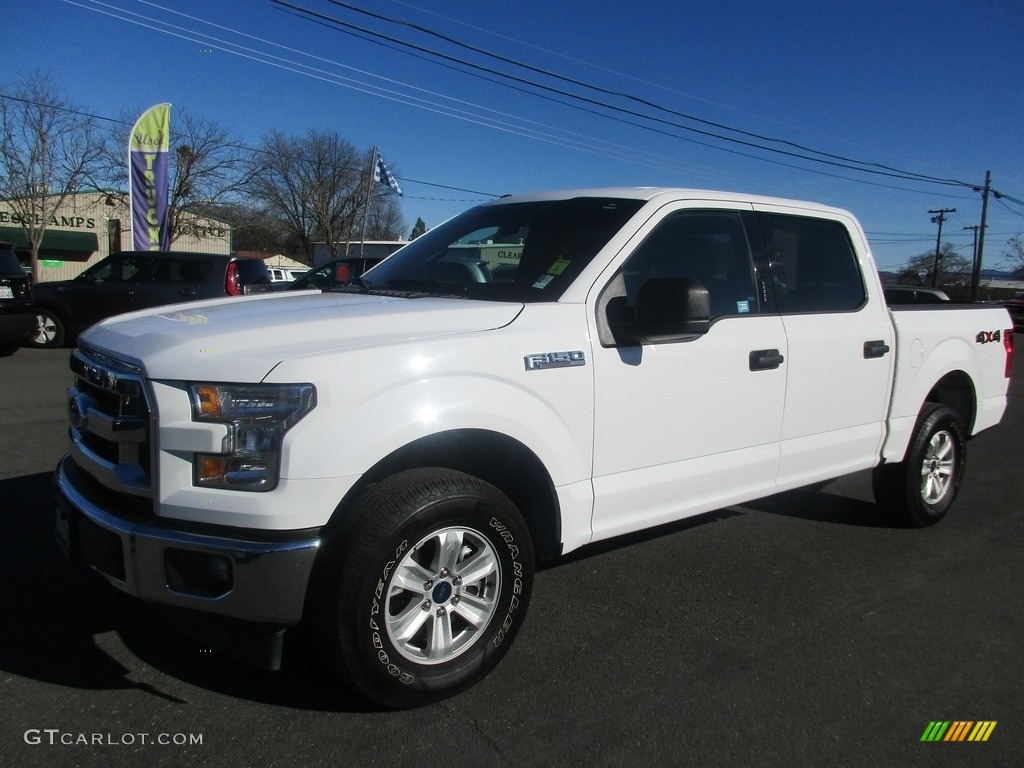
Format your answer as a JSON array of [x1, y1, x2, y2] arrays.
[[89, 255, 148, 282], [620, 211, 758, 318]]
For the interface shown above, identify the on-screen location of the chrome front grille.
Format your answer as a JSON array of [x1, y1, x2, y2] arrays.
[[68, 347, 153, 499]]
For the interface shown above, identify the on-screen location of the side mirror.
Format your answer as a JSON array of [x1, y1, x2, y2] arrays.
[[609, 277, 710, 345]]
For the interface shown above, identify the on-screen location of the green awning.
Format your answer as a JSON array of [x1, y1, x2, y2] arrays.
[[0, 226, 99, 259]]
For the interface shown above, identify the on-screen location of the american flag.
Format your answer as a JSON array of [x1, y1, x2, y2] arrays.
[[374, 154, 402, 196]]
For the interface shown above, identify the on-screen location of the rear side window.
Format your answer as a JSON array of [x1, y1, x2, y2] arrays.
[[757, 213, 865, 313], [149, 259, 211, 283], [233, 259, 271, 285]]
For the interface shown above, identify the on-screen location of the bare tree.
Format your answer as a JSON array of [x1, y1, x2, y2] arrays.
[[900, 243, 971, 288], [1006, 235, 1024, 279], [102, 107, 253, 246], [168, 110, 254, 243], [248, 130, 365, 260], [364, 195, 406, 241], [0, 71, 110, 280], [195, 200, 299, 258]]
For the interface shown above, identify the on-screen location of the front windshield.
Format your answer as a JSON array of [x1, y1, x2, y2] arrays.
[[344, 197, 643, 302]]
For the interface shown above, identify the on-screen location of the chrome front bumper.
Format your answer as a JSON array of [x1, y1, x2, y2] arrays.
[[54, 454, 321, 625]]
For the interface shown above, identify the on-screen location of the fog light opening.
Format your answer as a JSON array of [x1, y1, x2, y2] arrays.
[[164, 549, 233, 598]]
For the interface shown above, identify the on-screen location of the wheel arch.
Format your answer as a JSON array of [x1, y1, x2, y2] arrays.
[[322, 428, 563, 564], [924, 369, 976, 434], [882, 365, 980, 464]]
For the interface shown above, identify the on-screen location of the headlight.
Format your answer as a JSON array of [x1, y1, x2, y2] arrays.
[[189, 382, 316, 492]]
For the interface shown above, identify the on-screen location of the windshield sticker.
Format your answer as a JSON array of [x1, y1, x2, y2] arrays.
[[736, 300, 750, 313], [547, 259, 571, 276], [532, 274, 556, 290]]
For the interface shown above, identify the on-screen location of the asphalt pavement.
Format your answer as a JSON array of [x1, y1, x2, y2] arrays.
[[1, 346, 1021, 768]]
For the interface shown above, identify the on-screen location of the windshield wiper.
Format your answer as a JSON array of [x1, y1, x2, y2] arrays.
[[381, 279, 468, 298], [331, 276, 373, 294]]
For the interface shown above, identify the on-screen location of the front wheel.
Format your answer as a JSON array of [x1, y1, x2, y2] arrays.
[[31, 309, 65, 348], [872, 404, 966, 527], [315, 468, 534, 709]]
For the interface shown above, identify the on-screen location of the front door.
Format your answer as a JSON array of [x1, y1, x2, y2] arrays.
[[65, 253, 149, 329], [589, 206, 787, 541]]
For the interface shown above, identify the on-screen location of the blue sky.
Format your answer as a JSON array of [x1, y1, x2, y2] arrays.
[[10, 0, 1024, 272]]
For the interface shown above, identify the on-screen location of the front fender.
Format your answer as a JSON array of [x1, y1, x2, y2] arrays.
[[274, 330, 595, 490]]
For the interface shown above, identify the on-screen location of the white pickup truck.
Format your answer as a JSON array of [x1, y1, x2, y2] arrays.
[[55, 188, 1013, 708]]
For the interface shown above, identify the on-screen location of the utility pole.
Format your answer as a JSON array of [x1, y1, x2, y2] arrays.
[[928, 208, 956, 288], [964, 224, 979, 298], [970, 170, 992, 302]]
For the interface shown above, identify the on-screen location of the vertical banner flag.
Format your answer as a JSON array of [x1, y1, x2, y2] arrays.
[[374, 153, 402, 196], [129, 103, 171, 250]]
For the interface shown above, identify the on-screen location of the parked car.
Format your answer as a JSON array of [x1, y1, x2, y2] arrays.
[[30, 251, 272, 348], [287, 256, 386, 291], [1002, 292, 1024, 332], [882, 285, 951, 304], [269, 266, 308, 283], [0, 242, 35, 356]]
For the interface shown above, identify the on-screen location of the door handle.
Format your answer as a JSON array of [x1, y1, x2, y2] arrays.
[[863, 340, 890, 358], [749, 348, 784, 371]]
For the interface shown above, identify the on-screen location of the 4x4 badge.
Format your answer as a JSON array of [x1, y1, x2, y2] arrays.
[[524, 351, 586, 371]]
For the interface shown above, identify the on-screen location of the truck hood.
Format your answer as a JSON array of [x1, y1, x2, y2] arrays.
[[79, 291, 524, 381]]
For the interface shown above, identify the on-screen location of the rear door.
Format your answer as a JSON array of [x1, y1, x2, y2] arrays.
[[753, 207, 895, 488], [588, 204, 788, 541], [136, 256, 210, 308]]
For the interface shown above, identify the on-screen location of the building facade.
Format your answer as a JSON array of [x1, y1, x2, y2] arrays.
[[0, 191, 232, 282]]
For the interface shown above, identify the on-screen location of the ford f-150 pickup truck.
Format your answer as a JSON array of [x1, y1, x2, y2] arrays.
[[54, 188, 1013, 708]]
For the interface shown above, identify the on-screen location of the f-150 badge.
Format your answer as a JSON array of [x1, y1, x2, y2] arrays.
[[524, 351, 586, 371]]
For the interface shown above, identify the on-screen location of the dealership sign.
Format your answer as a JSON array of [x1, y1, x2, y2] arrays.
[[128, 103, 171, 251]]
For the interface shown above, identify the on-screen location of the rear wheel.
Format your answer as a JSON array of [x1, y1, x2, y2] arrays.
[[872, 404, 966, 527], [31, 309, 65, 348], [315, 468, 534, 709]]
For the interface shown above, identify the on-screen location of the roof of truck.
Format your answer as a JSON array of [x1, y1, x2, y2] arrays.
[[488, 187, 854, 218]]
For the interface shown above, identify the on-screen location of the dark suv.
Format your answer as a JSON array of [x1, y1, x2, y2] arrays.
[[0, 242, 35, 356], [30, 251, 272, 348]]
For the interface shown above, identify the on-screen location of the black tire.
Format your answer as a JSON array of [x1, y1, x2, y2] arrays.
[[31, 309, 65, 348], [316, 468, 534, 709], [872, 404, 966, 527]]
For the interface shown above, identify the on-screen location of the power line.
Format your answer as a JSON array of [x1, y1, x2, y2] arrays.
[[272, 0, 975, 189], [317, 0, 973, 187], [389, 0, 965, 179], [81, 0, 990, 195], [64, 0, 773, 184], [41, 0, 1024, 208]]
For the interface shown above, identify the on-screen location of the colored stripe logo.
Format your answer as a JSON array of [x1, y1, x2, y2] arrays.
[[921, 721, 997, 742]]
